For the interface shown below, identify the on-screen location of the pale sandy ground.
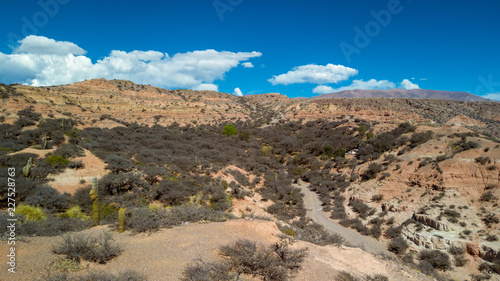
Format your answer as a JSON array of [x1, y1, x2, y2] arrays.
[[0, 219, 436, 281]]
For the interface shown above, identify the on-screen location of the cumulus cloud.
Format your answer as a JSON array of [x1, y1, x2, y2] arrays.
[[329, 79, 395, 92], [241, 62, 254, 68], [483, 93, 500, 101], [312, 85, 334, 94], [14, 35, 86, 55], [0, 36, 262, 89], [233, 87, 244, 96], [399, 79, 420, 90], [192, 83, 219, 91], [268, 63, 358, 85]]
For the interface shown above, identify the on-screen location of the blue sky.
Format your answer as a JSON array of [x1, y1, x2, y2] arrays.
[[0, 0, 499, 100]]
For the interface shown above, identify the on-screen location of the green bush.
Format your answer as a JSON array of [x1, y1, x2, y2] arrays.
[[59, 206, 87, 221], [45, 155, 70, 168], [16, 204, 47, 221], [284, 229, 296, 237], [222, 123, 237, 136]]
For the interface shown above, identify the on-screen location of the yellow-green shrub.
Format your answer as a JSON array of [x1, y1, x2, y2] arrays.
[[59, 206, 88, 221], [16, 204, 47, 221]]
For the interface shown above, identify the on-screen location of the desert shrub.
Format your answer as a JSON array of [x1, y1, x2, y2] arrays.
[[104, 154, 133, 173], [218, 239, 308, 281], [335, 271, 359, 281], [290, 219, 344, 246], [98, 203, 120, 224], [371, 194, 384, 202], [17, 106, 41, 121], [418, 250, 451, 271], [71, 186, 92, 213], [227, 169, 250, 187], [142, 165, 168, 185], [238, 131, 251, 142], [15, 117, 37, 128], [475, 156, 491, 165], [53, 144, 85, 159], [68, 160, 84, 169], [482, 213, 499, 227], [443, 209, 461, 223], [402, 253, 414, 264], [167, 205, 229, 225], [480, 191, 497, 202], [30, 161, 65, 179], [454, 255, 468, 267], [99, 173, 149, 196], [485, 184, 496, 190], [363, 163, 382, 181], [448, 246, 465, 256], [418, 158, 429, 168], [416, 260, 437, 276], [52, 231, 122, 264], [388, 236, 408, 255], [449, 136, 479, 153], [181, 259, 233, 281], [19, 216, 91, 237], [16, 204, 47, 221], [330, 207, 347, 220], [368, 223, 382, 239], [349, 199, 374, 219], [485, 234, 498, 242], [155, 179, 196, 206], [59, 206, 87, 220], [24, 184, 70, 211], [127, 207, 167, 233], [479, 260, 500, 275], [365, 274, 389, 281], [409, 131, 433, 148], [222, 123, 237, 136], [486, 165, 496, 171], [283, 229, 296, 237], [40, 269, 146, 281], [45, 155, 70, 169]]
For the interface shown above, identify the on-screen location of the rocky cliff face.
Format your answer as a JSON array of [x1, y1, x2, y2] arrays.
[[412, 214, 450, 231]]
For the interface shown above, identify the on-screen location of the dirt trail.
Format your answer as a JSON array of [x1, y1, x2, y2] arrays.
[[296, 180, 396, 258]]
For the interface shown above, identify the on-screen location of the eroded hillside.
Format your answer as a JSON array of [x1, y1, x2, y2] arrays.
[[0, 79, 499, 280]]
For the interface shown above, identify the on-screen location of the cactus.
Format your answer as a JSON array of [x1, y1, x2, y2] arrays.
[[60, 119, 64, 129], [42, 134, 47, 150], [22, 157, 33, 178], [118, 208, 125, 233], [274, 172, 278, 181], [90, 177, 100, 226]]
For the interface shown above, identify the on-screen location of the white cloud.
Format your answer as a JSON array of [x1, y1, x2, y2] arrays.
[[483, 93, 500, 101], [192, 83, 219, 91], [233, 87, 243, 96], [329, 79, 395, 92], [241, 62, 254, 68], [14, 35, 86, 55], [268, 63, 358, 85], [312, 85, 334, 94], [0, 36, 262, 89], [399, 79, 420, 90]]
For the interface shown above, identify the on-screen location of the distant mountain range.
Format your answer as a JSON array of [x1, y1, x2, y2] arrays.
[[308, 89, 493, 102]]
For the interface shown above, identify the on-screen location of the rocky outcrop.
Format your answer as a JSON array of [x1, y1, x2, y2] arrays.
[[466, 242, 481, 257], [412, 214, 449, 231], [401, 227, 462, 250]]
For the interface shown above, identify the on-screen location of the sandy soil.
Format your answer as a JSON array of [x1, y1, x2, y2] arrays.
[[0, 219, 436, 281]]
